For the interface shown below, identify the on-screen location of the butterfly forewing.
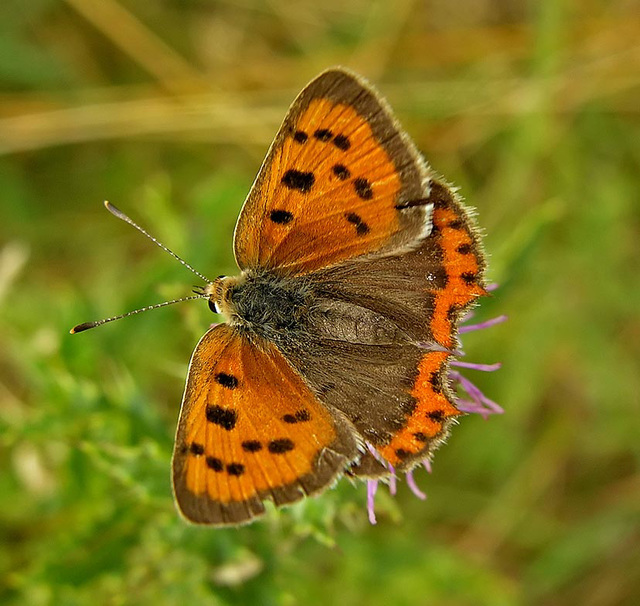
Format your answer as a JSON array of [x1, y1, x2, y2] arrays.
[[234, 68, 432, 274], [172, 324, 358, 525]]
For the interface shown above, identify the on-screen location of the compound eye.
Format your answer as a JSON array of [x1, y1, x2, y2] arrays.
[[208, 299, 218, 314]]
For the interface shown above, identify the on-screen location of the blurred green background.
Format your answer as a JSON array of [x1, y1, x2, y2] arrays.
[[1, 1, 639, 604]]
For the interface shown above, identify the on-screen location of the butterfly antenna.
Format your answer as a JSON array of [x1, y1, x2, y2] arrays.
[[70, 294, 206, 334], [104, 201, 212, 284]]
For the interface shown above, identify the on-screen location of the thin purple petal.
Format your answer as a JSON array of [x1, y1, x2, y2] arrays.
[[486, 283, 499, 292], [406, 470, 427, 500], [451, 371, 504, 415], [423, 459, 432, 473], [477, 396, 504, 414], [456, 398, 492, 418], [450, 370, 484, 401], [449, 360, 502, 372], [367, 480, 378, 525], [459, 314, 508, 334], [387, 464, 397, 495]]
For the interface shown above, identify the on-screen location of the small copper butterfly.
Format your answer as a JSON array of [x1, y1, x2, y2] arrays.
[[73, 68, 488, 526]]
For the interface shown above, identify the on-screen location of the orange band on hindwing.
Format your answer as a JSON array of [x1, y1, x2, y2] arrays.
[[427, 181, 487, 348], [375, 182, 487, 469], [378, 351, 461, 467]]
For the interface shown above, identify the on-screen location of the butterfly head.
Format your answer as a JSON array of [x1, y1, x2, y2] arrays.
[[202, 274, 245, 316]]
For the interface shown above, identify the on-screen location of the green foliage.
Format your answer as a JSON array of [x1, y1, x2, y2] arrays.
[[1, 1, 638, 604]]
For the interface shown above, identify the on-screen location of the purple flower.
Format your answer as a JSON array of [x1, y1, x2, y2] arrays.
[[365, 294, 506, 524]]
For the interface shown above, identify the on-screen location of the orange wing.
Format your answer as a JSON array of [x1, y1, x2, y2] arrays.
[[172, 324, 358, 525], [233, 68, 432, 275]]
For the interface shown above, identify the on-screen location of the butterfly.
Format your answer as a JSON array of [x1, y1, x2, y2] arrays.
[[74, 67, 487, 526]]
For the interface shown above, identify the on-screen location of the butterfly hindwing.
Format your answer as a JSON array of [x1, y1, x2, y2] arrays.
[[375, 182, 487, 467], [234, 67, 432, 274], [172, 324, 359, 525], [277, 179, 487, 472]]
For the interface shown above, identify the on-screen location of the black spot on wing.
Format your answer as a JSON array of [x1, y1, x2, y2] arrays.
[[314, 129, 333, 141], [215, 372, 238, 389], [353, 177, 373, 200], [206, 405, 237, 430], [189, 442, 204, 456], [293, 130, 308, 143], [241, 440, 262, 453], [333, 164, 350, 180], [427, 410, 445, 423], [429, 371, 443, 394], [283, 409, 311, 424], [226, 462, 245, 476], [344, 212, 370, 236], [282, 170, 315, 193], [270, 209, 294, 224], [206, 456, 224, 472], [333, 134, 350, 150], [461, 272, 478, 285], [268, 438, 295, 454]]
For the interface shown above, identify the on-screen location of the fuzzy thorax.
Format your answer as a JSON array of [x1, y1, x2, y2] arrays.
[[204, 271, 314, 339]]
